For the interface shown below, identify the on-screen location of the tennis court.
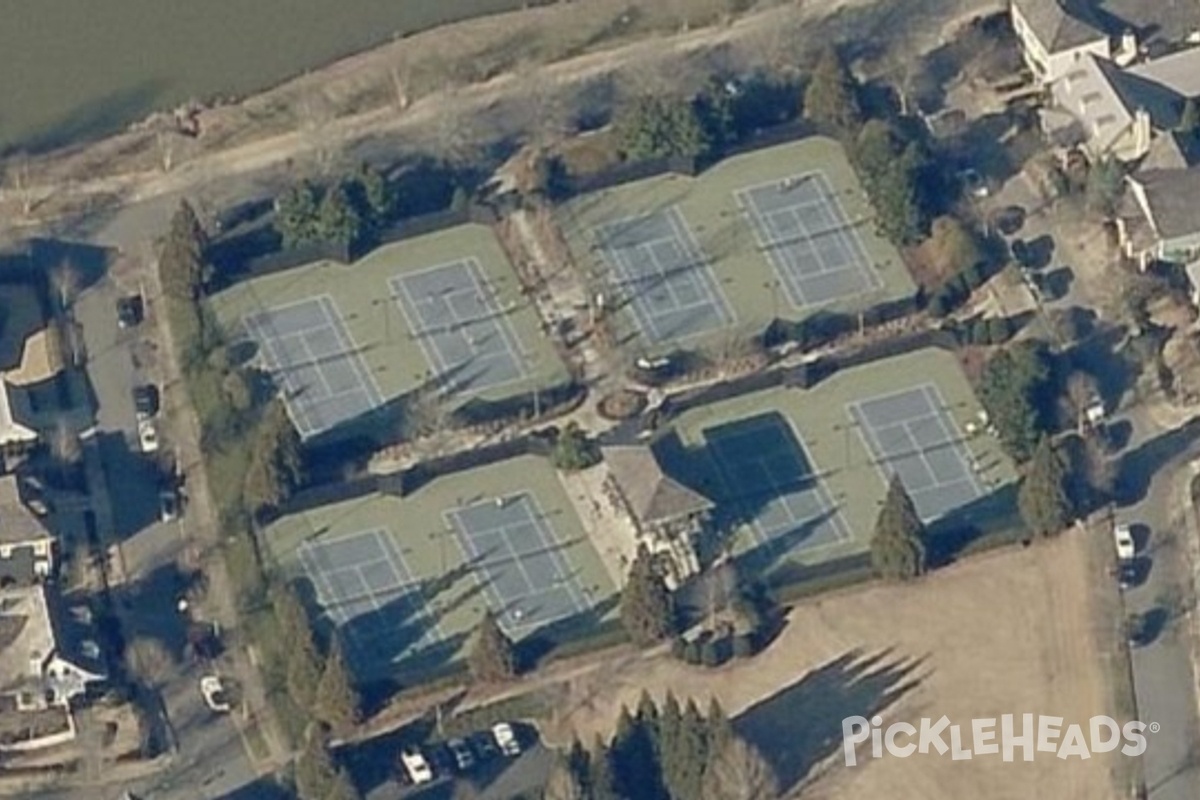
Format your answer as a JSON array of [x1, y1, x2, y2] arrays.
[[391, 258, 529, 395], [704, 413, 849, 559], [848, 384, 984, 522], [593, 207, 735, 344], [243, 295, 384, 439], [737, 172, 880, 308], [445, 492, 593, 636], [298, 528, 444, 671]]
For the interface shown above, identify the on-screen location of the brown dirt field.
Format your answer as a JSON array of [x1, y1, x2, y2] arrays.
[[545, 532, 1128, 800]]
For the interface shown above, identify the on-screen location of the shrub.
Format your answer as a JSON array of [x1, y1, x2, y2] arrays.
[[682, 640, 702, 665], [700, 636, 723, 668], [732, 632, 757, 659], [986, 316, 1013, 344], [670, 637, 687, 661]]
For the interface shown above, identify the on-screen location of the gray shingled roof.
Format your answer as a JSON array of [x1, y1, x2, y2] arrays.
[[603, 445, 713, 525], [0, 476, 51, 547], [1014, 0, 1108, 53], [1133, 167, 1200, 239]]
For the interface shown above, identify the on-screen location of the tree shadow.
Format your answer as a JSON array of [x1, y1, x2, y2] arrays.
[[734, 647, 926, 792], [923, 482, 1021, 567], [93, 430, 166, 543], [1062, 323, 1135, 413], [1112, 418, 1200, 506]]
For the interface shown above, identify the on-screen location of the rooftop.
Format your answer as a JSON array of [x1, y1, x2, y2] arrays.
[[1132, 166, 1200, 238], [0, 584, 53, 699], [1126, 46, 1200, 99], [1049, 54, 1135, 155], [1013, 0, 1108, 53], [0, 475, 51, 546], [602, 445, 713, 525]]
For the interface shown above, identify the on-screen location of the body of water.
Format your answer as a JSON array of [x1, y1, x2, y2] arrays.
[[1, 0, 541, 153]]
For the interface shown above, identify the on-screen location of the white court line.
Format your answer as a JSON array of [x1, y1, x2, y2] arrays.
[[315, 294, 384, 407], [392, 273, 453, 378], [245, 314, 318, 437], [920, 384, 985, 496], [666, 207, 736, 325], [706, 421, 850, 550], [462, 259, 530, 383], [606, 242, 669, 343]]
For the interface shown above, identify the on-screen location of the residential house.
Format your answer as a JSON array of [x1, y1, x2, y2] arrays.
[[0, 583, 105, 751], [1011, 0, 1115, 84], [1118, 166, 1200, 265], [602, 444, 713, 585], [0, 474, 54, 587], [1040, 52, 1153, 162]]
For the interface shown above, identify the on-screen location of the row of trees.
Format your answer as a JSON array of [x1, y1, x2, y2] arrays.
[[295, 733, 360, 800], [547, 692, 777, 800], [274, 164, 396, 252], [272, 583, 362, 737]]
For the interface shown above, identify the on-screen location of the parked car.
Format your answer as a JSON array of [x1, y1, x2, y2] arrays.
[[117, 296, 144, 329], [133, 384, 160, 420], [199, 675, 231, 713], [1114, 522, 1135, 562], [470, 730, 500, 761], [492, 722, 521, 757], [400, 747, 434, 785], [447, 738, 475, 772], [138, 419, 159, 454]]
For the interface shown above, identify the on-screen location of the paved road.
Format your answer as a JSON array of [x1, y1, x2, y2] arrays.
[[1111, 407, 1200, 800], [34, 242, 256, 800]]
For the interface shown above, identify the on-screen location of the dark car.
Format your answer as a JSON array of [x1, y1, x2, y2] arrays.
[[117, 295, 144, 328], [133, 384, 160, 419], [447, 738, 475, 772], [469, 730, 500, 761]]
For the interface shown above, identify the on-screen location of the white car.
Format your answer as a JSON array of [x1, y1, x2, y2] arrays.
[[400, 747, 434, 785], [137, 419, 159, 454], [199, 675, 231, 713], [491, 722, 521, 757], [1114, 523, 1135, 562]]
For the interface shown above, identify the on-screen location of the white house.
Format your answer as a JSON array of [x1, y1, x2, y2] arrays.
[[1040, 52, 1153, 162], [1011, 0, 1114, 84]]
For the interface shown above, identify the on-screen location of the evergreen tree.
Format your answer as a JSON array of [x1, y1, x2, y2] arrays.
[[658, 692, 686, 800], [611, 704, 665, 800], [588, 736, 620, 800], [356, 162, 395, 229], [1018, 438, 1072, 536], [706, 697, 734, 755], [244, 400, 305, 518], [315, 639, 362, 734], [270, 583, 322, 707], [467, 610, 517, 683], [160, 200, 209, 299], [317, 182, 364, 249], [615, 95, 712, 162], [803, 47, 862, 133], [870, 475, 928, 581], [620, 546, 676, 647], [276, 181, 323, 249], [324, 769, 362, 800], [295, 733, 339, 800]]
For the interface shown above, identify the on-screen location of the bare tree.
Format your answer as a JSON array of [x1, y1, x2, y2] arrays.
[[50, 259, 83, 312], [48, 419, 83, 479], [1065, 371, 1101, 433], [701, 736, 780, 800], [125, 637, 176, 690], [8, 153, 41, 216]]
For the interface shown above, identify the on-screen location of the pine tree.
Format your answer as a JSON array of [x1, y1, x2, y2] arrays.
[[325, 768, 362, 800], [295, 733, 338, 800], [803, 47, 862, 133], [620, 546, 676, 647], [315, 639, 361, 734], [588, 736, 620, 800], [1018, 438, 1072, 537], [270, 582, 323, 706], [317, 182, 364, 249], [467, 610, 517, 683], [160, 200, 209, 299], [658, 692, 686, 800], [276, 181, 322, 249], [611, 704, 665, 800], [870, 475, 927, 581], [356, 163, 395, 229], [706, 697, 734, 755]]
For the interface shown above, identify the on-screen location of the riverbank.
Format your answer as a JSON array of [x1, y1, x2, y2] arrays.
[[0, 0, 997, 237]]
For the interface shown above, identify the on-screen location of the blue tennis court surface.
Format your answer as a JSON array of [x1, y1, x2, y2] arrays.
[[391, 258, 529, 395], [594, 207, 735, 344], [298, 528, 444, 672], [704, 413, 848, 559], [848, 384, 984, 522], [243, 295, 384, 439], [737, 172, 880, 308], [445, 493, 593, 636]]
